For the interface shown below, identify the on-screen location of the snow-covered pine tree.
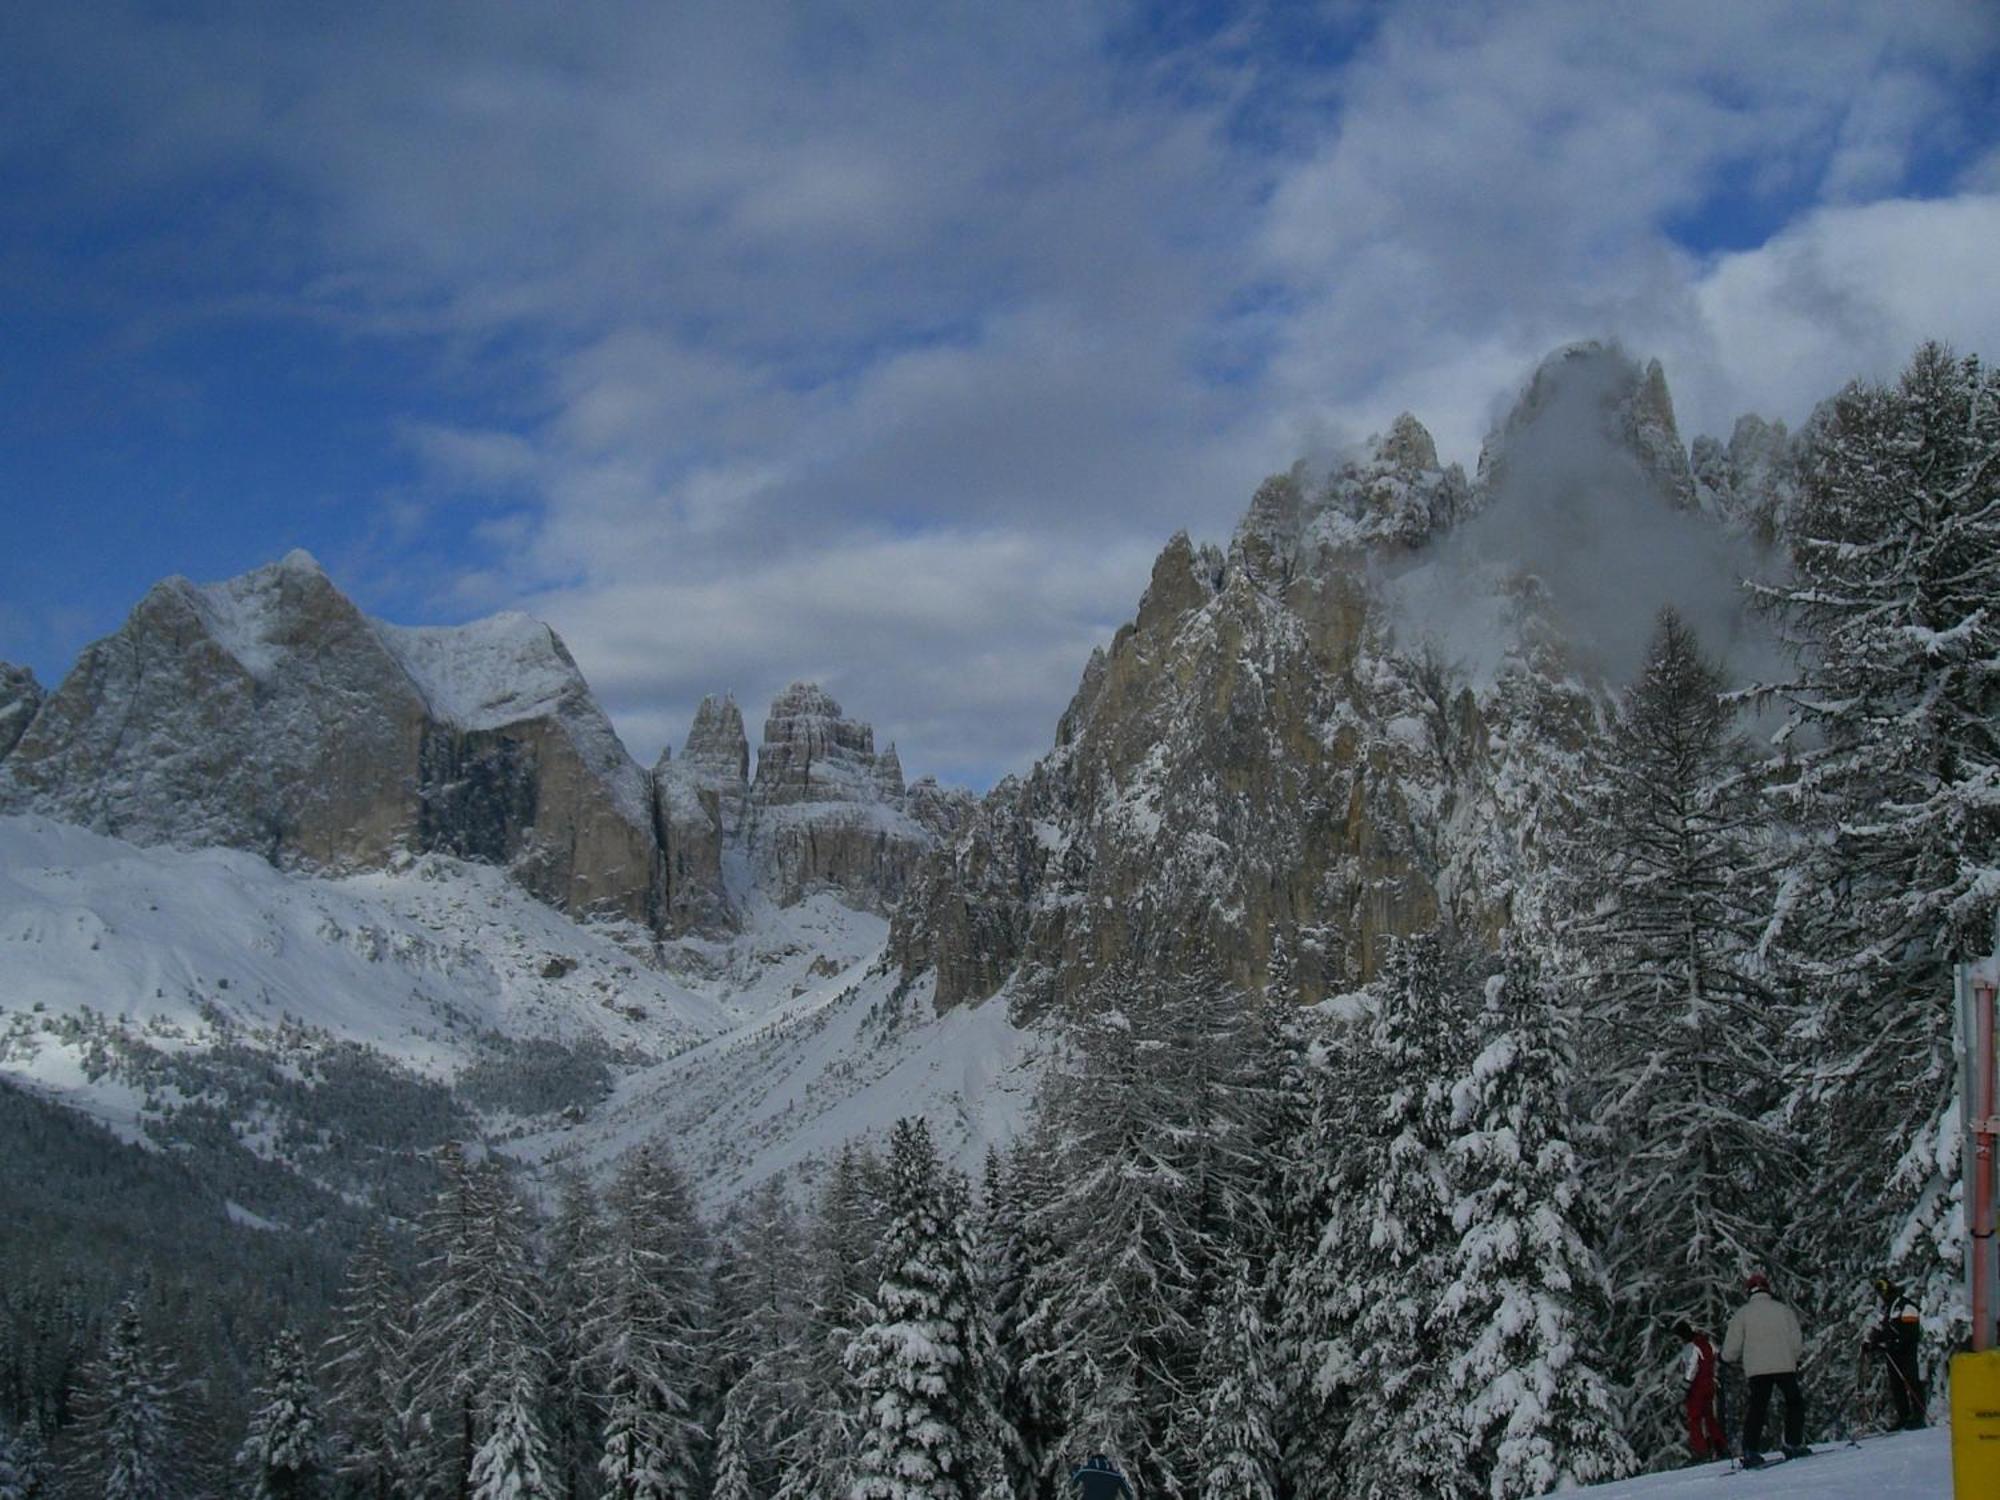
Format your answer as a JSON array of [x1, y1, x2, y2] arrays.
[[1191, 1257, 1280, 1500], [1273, 1001, 1369, 1500], [584, 1142, 709, 1500], [1563, 606, 1793, 1455], [1020, 962, 1274, 1498], [1441, 945, 1633, 1497], [776, 1144, 885, 1500], [946, 1167, 1008, 1500], [708, 1384, 754, 1500], [0, 1420, 49, 1500], [409, 1143, 549, 1497], [978, 1141, 1066, 1500], [237, 1326, 327, 1499], [846, 1117, 988, 1500], [1755, 341, 2000, 1385], [64, 1293, 185, 1500], [1338, 930, 1481, 1499], [712, 1179, 812, 1498], [322, 1224, 417, 1499], [470, 1356, 556, 1500], [543, 1170, 606, 1500]]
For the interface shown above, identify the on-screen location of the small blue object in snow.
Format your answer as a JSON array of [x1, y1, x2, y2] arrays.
[[1071, 1454, 1134, 1500]]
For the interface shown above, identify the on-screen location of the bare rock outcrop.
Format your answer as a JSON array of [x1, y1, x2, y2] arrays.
[[892, 513, 1441, 1015], [651, 694, 746, 936], [741, 683, 941, 913], [1693, 413, 1798, 547], [0, 554, 432, 867], [0, 552, 664, 930], [893, 367, 1682, 1018], [0, 664, 42, 764], [678, 693, 751, 830]]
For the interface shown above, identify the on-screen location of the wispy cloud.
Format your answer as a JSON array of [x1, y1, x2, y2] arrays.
[[3, 1, 1996, 783]]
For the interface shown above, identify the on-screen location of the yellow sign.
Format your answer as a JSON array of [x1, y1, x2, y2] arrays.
[[1953, 1350, 2000, 1496]]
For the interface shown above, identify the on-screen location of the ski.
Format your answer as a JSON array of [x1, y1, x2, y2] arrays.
[[1721, 1446, 1820, 1475]]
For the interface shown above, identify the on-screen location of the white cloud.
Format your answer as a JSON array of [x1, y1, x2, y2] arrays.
[[1255, 0, 2000, 463], [7, 0, 1999, 787], [523, 528, 1160, 781], [1682, 194, 2000, 430]]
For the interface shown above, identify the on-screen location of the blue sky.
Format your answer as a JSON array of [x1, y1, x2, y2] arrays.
[[3, 1, 1998, 786]]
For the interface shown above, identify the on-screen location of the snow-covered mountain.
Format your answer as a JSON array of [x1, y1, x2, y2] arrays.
[[0, 340, 1796, 1213], [0, 555, 963, 947], [0, 811, 1034, 1204], [889, 341, 1778, 1018]]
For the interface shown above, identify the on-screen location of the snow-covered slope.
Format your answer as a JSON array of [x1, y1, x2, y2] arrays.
[[523, 955, 1042, 1199], [1578, 1429, 1946, 1498], [0, 812, 1035, 1192]]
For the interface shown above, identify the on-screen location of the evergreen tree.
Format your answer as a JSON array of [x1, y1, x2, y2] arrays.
[[978, 1143, 1064, 1500], [1755, 341, 2000, 1374], [322, 1225, 417, 1499], [237, 1327, 326, 1500], [584, 1143, 709, 1500], [1565, 607, 1793, 1452], [0, 1420, 49, 1500], [1191, 1259, 1279, 1500], [776, 1146, 884, 1500], [64, 1293, 184, 1500], [1021, 964, 1273, 1498], [712, 1180, 812, 1498], [847, 1118, 988, 1500], [1273, 1002, 1367, 1500], [708, 1384, 753, 1500], [544, 1171, 606, 1500], [409, 1143, 547, 1498], [1441, 947, 1633, 1497], [1338, 931, 1480, 1499], [470, 1358, 555, 1500]]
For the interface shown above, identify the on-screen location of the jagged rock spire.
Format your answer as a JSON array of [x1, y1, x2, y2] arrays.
[[1478, 342, 1695, 509], [752, 682, 879, 805], [680, 693, 750, 788]]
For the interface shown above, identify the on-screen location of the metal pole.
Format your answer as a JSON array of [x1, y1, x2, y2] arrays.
[[1976, 976, 1998, 1353]]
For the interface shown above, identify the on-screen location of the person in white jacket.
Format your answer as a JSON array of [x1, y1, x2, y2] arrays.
[[1721, 1272, 1807, 1466]]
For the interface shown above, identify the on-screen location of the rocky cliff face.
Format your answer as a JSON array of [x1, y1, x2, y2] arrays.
[[0, 552, 667, 931], [1693, 413, 1799, 546], [0, 553, 957, 943], [739, 682, 955, 913], [892, 351, 1733, 1017], [4, 342, 1773, 992], [0, 555, 433, 868], [891, 416, 1480, 1015], [0, 664, 42, 764], [653, 694, 747, 936]]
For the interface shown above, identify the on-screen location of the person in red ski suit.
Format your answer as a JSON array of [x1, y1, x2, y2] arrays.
[[1673, 1319, 1728, 1461]]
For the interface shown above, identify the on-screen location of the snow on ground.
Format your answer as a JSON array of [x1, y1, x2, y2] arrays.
[[518, 955, 1044, 1201], [0, 812, 1042, 1196], [1578, 1429, 1947, 1499], [0, 814, 728, 1075]]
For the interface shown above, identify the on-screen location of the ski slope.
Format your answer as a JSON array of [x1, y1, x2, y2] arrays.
[[1578, 1428, 1947, 1498]]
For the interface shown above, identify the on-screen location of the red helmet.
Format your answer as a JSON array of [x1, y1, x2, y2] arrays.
[[1745, 1272, 1771, 1294]]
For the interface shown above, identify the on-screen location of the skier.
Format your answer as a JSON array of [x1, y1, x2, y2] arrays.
[[1070, 1454, 1134, 1500], [1863, 1277, 1926, 1430], [1721, 1272, 1808, 1467], [1672, 1319, 1728, 1461]]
